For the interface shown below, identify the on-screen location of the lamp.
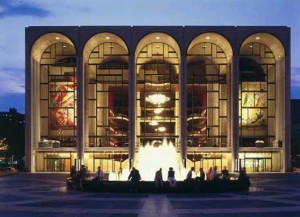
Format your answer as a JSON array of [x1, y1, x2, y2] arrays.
[[146, 93, 170, 105], [157, 127, 166, 132], [149, 120, 158, 126], [154, 108, 163, 114]]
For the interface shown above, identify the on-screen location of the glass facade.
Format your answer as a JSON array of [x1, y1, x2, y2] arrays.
[[27, 27, 289, 174], [35, 152, 76, 172], [39, 42, 77, 148], [136, 42, 180, 147], [87, 42, 129, 148], [239, 42, 276, 148], [187, 42, 228, 148]]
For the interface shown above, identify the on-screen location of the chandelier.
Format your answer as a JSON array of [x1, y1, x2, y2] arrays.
[[146, 93, 170, 105], [154, 108, 163, 114], [149, 120, 158, 126]]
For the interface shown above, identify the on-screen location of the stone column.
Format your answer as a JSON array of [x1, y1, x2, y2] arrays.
[[77, 55, 85, 166], [25, 44, 32, 172], [277, 56, 291, 172], [284, 56, 291, 172], [285, 30, 291, 172], [180, 55, 187, 167], [128, 54, 136, 168], [33, 60, 40, 172], [231, 55, 239, 172], [26, 58, 40, 172]]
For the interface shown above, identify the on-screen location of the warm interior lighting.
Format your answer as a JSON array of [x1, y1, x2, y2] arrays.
[[63, 45, 67, 48], [205, 36, 210, 40], [55, 37, 60, 40], [157, 126, 166, 132], [105, 36, 110, 40], [149, 120, 158, 126], [136, 139, 187, 181], [145, 82, 169, 87], [255, 36, 260, 40], [146, 93, 170, 105], [155, 36, 160, 40], [154, 108, 163, 114]]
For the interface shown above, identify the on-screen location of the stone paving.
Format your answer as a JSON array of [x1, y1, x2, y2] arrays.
[[1, 173, 300, 216]]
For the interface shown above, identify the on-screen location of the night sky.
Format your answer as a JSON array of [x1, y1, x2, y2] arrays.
[[0, 0, 299, 114]]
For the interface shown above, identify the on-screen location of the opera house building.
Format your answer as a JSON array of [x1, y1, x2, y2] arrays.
[[25, 26, 291, 177]]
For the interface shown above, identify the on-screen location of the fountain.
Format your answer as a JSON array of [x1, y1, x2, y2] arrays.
[[136, 138, 187, 181], [108, 138, 188, 181]]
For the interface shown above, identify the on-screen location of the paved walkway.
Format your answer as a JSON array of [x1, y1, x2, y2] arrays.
[[1, 173, 300, 216]]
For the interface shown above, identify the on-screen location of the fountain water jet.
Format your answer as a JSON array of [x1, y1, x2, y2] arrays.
[[136, 138, 187, 181]]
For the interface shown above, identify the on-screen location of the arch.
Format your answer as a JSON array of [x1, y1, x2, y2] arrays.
[[83, 32, 128, 62], [188, 32, 233, 60], [186, 33, 230, 149], [238, 33, 283, 150], [135, 32, 181, 60], [84, 32, 129, 149], [239, 57, 266, 81], [135, 32, 181, 150], [135, 33, 181, 75], [239, 33, 285, 59], [135, 32, 181, 57], [31, 33, 75, 62]]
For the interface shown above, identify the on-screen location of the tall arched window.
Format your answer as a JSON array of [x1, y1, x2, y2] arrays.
[[40, 42, 77, 147], [238, 33, 285, 172], [135, 33, 180, 147], [239, 42, 276, 147], [86, 35, 129, 148], [187, 35, 231, 148]]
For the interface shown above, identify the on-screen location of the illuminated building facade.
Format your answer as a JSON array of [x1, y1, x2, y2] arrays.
[[25, 26, 291, 173]]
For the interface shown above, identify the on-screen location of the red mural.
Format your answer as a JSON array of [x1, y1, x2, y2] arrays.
[[50, 83, 76, 129]]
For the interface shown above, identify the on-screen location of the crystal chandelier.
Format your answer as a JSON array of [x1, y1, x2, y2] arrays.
[[149, 120, 158, 126], [146, 93, 170, 105], [154, 108, 163, 114]]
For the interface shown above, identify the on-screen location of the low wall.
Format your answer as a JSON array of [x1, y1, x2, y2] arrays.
[[67, 178, 250, 193]]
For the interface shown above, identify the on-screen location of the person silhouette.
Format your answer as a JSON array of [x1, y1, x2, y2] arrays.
[[154, 168, 163, 188], [186, 167, 195, 180], [128, 167, 141, 192], [168, 167, 176, 187]]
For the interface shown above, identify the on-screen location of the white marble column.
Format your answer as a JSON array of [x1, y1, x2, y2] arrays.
[[77, 55, 85, 165], [284, 56, 291, 172], [180, 55, 187, 167], [128, 54, 136, 168], [277, 57, 291, 172], [231, 55, 239, 172]]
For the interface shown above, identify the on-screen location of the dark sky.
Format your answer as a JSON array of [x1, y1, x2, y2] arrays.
[[0, 0, 299, 114]]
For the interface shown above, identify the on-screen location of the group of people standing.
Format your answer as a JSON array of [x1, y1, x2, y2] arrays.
[[69, 165, 106, 190], [128, 165, 234, 191], [127, 166, 178, 191], [204, 166, 230, 181], [154, 167, 177, 188], [69, 165, 87, 190], [128, 165, 232, 191]]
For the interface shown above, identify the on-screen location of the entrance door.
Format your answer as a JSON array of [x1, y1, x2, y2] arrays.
[[94, 158, 116, 173], [199, 158, 223, 172], [241, 158, 272, 172], [44, 158, 71, 172]]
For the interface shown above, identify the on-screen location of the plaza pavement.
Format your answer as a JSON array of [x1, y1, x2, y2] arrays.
[[1, 172, 300, 217]]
